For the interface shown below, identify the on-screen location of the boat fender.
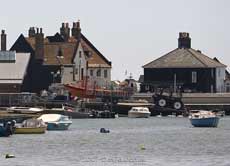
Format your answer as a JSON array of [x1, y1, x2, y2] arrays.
[[100, 128, 110, 133], [5, 154, 15, 159]]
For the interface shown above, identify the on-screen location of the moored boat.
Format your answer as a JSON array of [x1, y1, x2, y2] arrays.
[[0, 121, 15, 137], [189, 110, 220, 127], [7, 107, 44, 114], [128, 107, 151, 118], [15, 127, 46, 134], [14, 119, 46, 134], [37, 114, 72, 130]]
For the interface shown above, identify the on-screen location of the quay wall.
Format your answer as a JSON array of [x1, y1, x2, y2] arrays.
[[132, 93, 230, 114]]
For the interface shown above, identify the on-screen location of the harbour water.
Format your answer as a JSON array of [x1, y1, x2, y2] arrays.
[[1, 117, 230, 166]]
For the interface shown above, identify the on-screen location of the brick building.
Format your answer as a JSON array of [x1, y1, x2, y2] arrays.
[[10, 21, 111, 93]]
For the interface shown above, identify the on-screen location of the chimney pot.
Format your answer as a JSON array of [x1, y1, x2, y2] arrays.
[[35, 27, 44, 60], [77, 21, 80, 28], [73, 22, 76, 28], [1, 29, 7, 51], [178, 32, 191, 49], [29, 27, 36, 37], [71, 21, 81, 39], [60, 23, 70, 41]]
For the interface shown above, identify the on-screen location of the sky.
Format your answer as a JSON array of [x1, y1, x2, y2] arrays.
[[0, 0, 230, 81]]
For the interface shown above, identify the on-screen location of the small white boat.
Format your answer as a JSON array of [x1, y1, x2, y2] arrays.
[[7, 107, 44, 114], [37, 114, 72, 130], [189, 110, 220, 127], [128, 107, 151, 118]]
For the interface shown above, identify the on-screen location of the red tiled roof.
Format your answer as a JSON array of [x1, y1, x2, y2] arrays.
[[43, 42, 77, 65], [25, 33, 111, 67]]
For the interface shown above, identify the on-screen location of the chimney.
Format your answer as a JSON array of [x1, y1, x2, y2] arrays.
[[60, 22, 70, 41], [28, 27, 36, 37], [71, 20, 81, 40], [35, 27, 44, 60], [178, 32, 191, 49], [1, 30, 7, 51]]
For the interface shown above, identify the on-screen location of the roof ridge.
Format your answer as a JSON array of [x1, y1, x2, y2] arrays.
[[143, 48, 179, 68], [81, 34, 111, 66], [187, 49, 208, 67], [188, 48, 226, 67]]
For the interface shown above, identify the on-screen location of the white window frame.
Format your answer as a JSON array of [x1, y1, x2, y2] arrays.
[[192, 71, 197, 83]]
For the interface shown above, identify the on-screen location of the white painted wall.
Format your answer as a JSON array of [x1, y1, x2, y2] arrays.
[[73, 44, 87, 81], [61, 66, 73, 84], [72, 43, 112, 87], [216, 67, 225, 92], [87, 67, 111, 88]]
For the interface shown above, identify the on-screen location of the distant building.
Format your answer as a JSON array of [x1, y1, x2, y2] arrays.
[[0, 51, 30, 93], [141, 32, 226, 93], [10, 21, 111, 93]]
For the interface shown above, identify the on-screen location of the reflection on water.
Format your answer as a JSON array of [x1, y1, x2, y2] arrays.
[[1, 117, 230, 166]]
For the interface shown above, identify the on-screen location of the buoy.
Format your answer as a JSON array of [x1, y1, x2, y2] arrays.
[[5, 154, 15, 159], [100, 128, 110, 133], [140, 145, 146, 150]]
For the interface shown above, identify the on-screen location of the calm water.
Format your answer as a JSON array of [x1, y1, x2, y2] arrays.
[[1, 117, 230, 166]]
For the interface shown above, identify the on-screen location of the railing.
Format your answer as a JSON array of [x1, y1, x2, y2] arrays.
[[0, 93, 46, 107]]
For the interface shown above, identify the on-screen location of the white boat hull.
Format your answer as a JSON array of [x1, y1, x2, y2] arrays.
[[128, 112, 150, 118]]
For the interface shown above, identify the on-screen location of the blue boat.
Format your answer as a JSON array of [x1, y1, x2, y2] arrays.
[[38, 114, 72, 130], [189, 110, 220, 127]]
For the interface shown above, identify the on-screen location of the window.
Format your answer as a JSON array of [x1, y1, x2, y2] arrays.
[[211, 69, 214, 78], [104, 70, 108, 78], [90, 70, 93, 76], [192, 71, 197, 83], [81, 68, 84, 80], [75, 68, 78, 75], [79, 51, 82, 58], [97, 69, 101, 77]]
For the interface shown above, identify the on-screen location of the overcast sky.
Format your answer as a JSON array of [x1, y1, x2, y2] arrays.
[[0, 0, 230, 80]]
